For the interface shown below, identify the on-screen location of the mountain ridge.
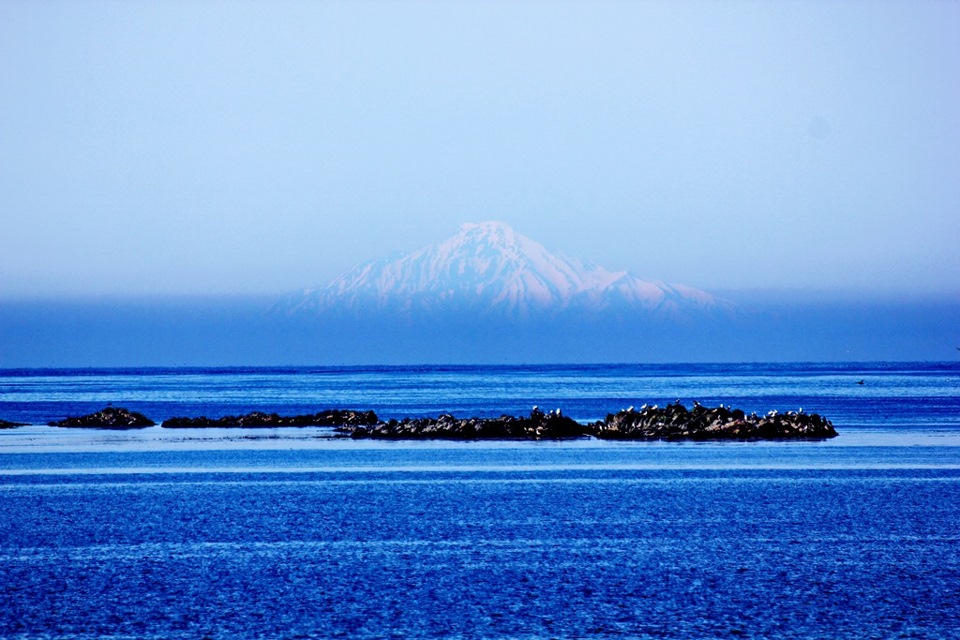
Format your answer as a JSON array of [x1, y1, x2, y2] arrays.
[[281, 221, 725, 320]]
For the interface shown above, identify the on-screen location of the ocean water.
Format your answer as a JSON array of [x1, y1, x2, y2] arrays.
[[1, 363, 959, 639], [2, 362, 958, 428]]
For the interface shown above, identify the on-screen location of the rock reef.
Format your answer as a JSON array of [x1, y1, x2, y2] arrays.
[[0, 419, 27, 429], [36, 404, 836, 440], [162, 410, 378, 429], [343, 408, 584, 440], [342, 404, 836, 441], [48, 407, 156, 429], [593, 402, 837, 440]]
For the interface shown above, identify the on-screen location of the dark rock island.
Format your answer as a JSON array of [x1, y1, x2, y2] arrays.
[[162, 409, 378, 429], [40, 404, 836, 440], [593, 402, 837, 440], [340, 404, 837, 441], [343, 408, 585, 440], [0, 419, 27, 429], [48, 407, 156, 429]]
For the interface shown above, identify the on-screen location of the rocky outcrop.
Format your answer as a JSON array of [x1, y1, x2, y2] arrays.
[[592, 402, 837, 440], [48, 407, 156, 429], [0, 419, 27, 429], [343, 408, 588, 440], [37, 404, 836, 439], [162, 409, 379, 429], [343, 403, 836, 441]]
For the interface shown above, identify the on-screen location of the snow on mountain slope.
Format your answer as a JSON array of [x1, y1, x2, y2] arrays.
[[282, 221, 723, 319]]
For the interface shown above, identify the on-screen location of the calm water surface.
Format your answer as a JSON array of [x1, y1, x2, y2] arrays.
[[1, 362, 958, 427], [1, 363, 959, 638]]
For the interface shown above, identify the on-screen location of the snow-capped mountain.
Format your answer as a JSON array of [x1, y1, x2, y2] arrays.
[[281, 221, 723, 319]]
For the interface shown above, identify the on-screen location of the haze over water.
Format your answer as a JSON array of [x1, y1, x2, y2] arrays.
[[2, 3, 958, 316]]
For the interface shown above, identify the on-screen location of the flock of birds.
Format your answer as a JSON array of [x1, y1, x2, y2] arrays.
[[596, 376, 879, 418], [535, 374, 884, 421]]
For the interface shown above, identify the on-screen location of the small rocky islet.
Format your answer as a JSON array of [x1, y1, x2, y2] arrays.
[[162, 409, 378, 429], [30, 403, 837, 440], [591, 402, 836, 440], [346, 408, 587, 440], [47, 407, 155, 429]]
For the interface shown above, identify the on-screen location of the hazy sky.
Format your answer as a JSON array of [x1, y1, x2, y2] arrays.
[[2, 1, 958, 299]]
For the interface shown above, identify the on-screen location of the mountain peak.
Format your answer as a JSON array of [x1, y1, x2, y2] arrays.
[[283, 222, 722, 319], [456, 220, 522, 242], [447, 221, 532, 259], [445, 220, 524, 251]]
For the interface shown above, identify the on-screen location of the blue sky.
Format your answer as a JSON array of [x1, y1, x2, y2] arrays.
[[2, 1, 958, 299]]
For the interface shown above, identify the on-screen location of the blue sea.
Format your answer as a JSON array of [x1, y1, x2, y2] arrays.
[[1, 362, 959, 639]]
